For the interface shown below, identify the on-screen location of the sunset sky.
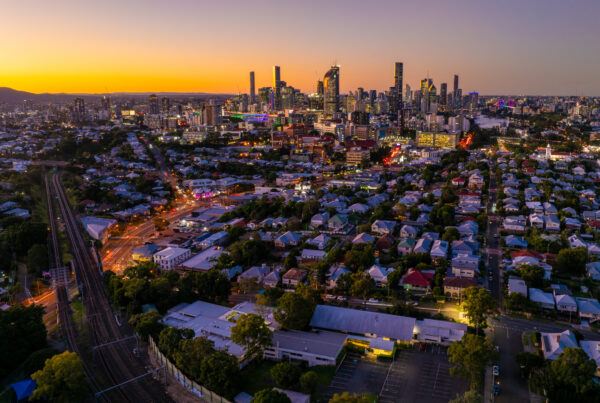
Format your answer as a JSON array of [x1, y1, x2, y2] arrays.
[[2, 0, 600, 95]]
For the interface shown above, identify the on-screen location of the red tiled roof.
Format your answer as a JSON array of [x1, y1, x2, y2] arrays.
[[401, 269, 433, 288], [510, 250, 543, 260]]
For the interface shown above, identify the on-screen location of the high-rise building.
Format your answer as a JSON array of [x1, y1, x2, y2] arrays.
[[357, 87, 364, 101], [468, 92, 479, 112], [394, 62, 404, 128], [101, 96, 111, 119], [323, 65, 340, 116], [149, 94, 159, 115], [317, 80, 324, 95], [161, 97, 170, 114], [273, 66, 281, 110], [249, 71, 256, 104], [440, 83, 448, 106], [419, 79, 436, 113], [453, 74, 460, 109], [73, 97, 86, 122]]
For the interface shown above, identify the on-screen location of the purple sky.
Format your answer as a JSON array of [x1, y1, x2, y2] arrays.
[[2, 0, 600, 95]]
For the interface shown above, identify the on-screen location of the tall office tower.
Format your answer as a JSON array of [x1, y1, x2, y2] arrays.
[[369, 90, 376, 106], [249, 71, 256, 103], [101, 96, 111, 117], [161, 97, 170, 114], [202, 99, 222, 126], [420, 78, 434, 113], [317, 80, 324, 95], [273, 65, 281, 110], [74, 97, 86, 121], [468, 92, 479, 112], [405, 84, 412, 102], [323, 65, 340, 116], [357, 87, 365, 101], [148, 94, 159, 115], [455, 88, 463, 109], [394, 62, 404, 129], [440, 83, 448, 106], [453, 74, 460, 109]]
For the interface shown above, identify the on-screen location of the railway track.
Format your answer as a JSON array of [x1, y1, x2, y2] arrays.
[[49, 173, 169, 402]]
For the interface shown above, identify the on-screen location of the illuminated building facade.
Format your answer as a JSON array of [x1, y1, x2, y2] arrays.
[[323, 66, 340, 116]]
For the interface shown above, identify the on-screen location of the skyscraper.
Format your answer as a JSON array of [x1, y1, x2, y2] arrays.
[[394, 62, 404, 129], [161, 97, 170, 114], [249, 71, 256, 104], [73, 97, 85, 122], [323, 65, 340, 116], [453, 74, 460, 109], [440, 83, 447, 106], [273, 66, 281, 110], [317, 80, 324, 95], [149, 94, 159, 115]]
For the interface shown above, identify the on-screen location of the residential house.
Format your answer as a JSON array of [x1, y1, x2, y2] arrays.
[[371, 220, 397, 236], [400, 224, 419, 239], [282, 269, 307, 288], [300, 249, 326, 262], [505, 235, 528, 249], [508, 277, 528, 297], [503, 215, 527, 232], [457, 221, 478, 237], [367, 265, 392, 287], [153, 247, 192, 270], [554, 293, 577, 313], [400, 268, 434, 293], [397, 238, 416, 255], [307, 234, 330, 250], [310, 212, 329, 229], [347, 203, 370, 214], [275, 231, 303, 248], [443, 277, 477, 299], [328, 214, 349, 233], [540, 330, 578, 360], [327, 266, 350, 289], [430, 240, 449, 260], [238, 265, 271, 285], [529, 288, 555, 310], [413, 238, 433, 254], [586, 262, 600, 281], [451, 253, 479, 278], [576, 298, 600, 323], [263, 270, 281, 288], [352, 232, 375, 245]]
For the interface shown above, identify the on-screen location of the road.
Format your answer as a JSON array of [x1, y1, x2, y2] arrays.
[[51, 173, 170, 402]]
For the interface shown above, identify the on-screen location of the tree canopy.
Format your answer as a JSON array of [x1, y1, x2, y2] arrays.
[[31, 351, 87, 402], [251, 388, 292, 403], [231, 313, 272, 359], [448, 334, 494, 389], [461, 287, 495, 332]]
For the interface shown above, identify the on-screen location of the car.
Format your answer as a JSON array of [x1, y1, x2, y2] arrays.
[[367, 298, 381, 304], [493, 365, 500, 376], [492, 384, 501, 396], [336, 296, 347, 302]]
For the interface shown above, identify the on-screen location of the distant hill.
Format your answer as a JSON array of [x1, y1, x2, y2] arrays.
[[0, 87, 232, 105]]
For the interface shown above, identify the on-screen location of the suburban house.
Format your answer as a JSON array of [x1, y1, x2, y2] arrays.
[[282, 269, 307, 288], [576, 297, 600, 323], [540, 330, 578, 360], [508, 277, 528, 297], [451, 253, 479, 278], [529, 288, 555, 310], [371, 219, 397, 235], [554, 293, 577, 313], [397, 238, 416, 255], [430, 240, 449, 260], [153, 247, 192, 270], [300, 249, 326, 262], [274, 231, 303, 248], [400, 268, 434, 293], [400, 224, 419, 239], [367, 264, 392, 287], [443, 276, 477, 299]]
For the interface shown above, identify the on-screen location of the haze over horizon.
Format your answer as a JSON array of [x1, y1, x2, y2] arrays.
[[2, 0, 600, 96]]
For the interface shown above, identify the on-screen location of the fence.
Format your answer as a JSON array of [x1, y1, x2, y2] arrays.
[[148, 337, 232, 403]]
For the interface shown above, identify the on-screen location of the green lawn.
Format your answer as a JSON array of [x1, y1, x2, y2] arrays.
[[238, 360, 336, 398]]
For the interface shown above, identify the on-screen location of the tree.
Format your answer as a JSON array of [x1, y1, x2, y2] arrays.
[[252, 388, 292, 403], [350, 273, 375, 304], [300, 370, 319, 393], [549, 347, 597, 397], [31, 351, 87, 402], [554, 247, 587, 276], [344, 245, 375, 272], [270, 361, 302, 388], [175, 337, 215, 381], [199, 350, 239, 398], [449, 389, 482, 403], [231, 313, 272, 359], [448, 334, 494, 388], [27, 244, 48, 275], [516, 352, 545, 379], [0, 305, 47, 378], [442, 227, 460, 243], [275, 292, 315, 330], [128, 311, 164, 340], [158, 327, 194, 360], [329, 392, 376, 403], [519, 265, 545, 288], [461, 287, 495, 332]]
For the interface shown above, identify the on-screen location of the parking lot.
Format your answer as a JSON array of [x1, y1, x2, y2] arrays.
[[321, 344, 468, 403]]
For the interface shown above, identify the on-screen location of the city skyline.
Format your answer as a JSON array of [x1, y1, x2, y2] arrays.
[[2, 0, 600, 95]]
